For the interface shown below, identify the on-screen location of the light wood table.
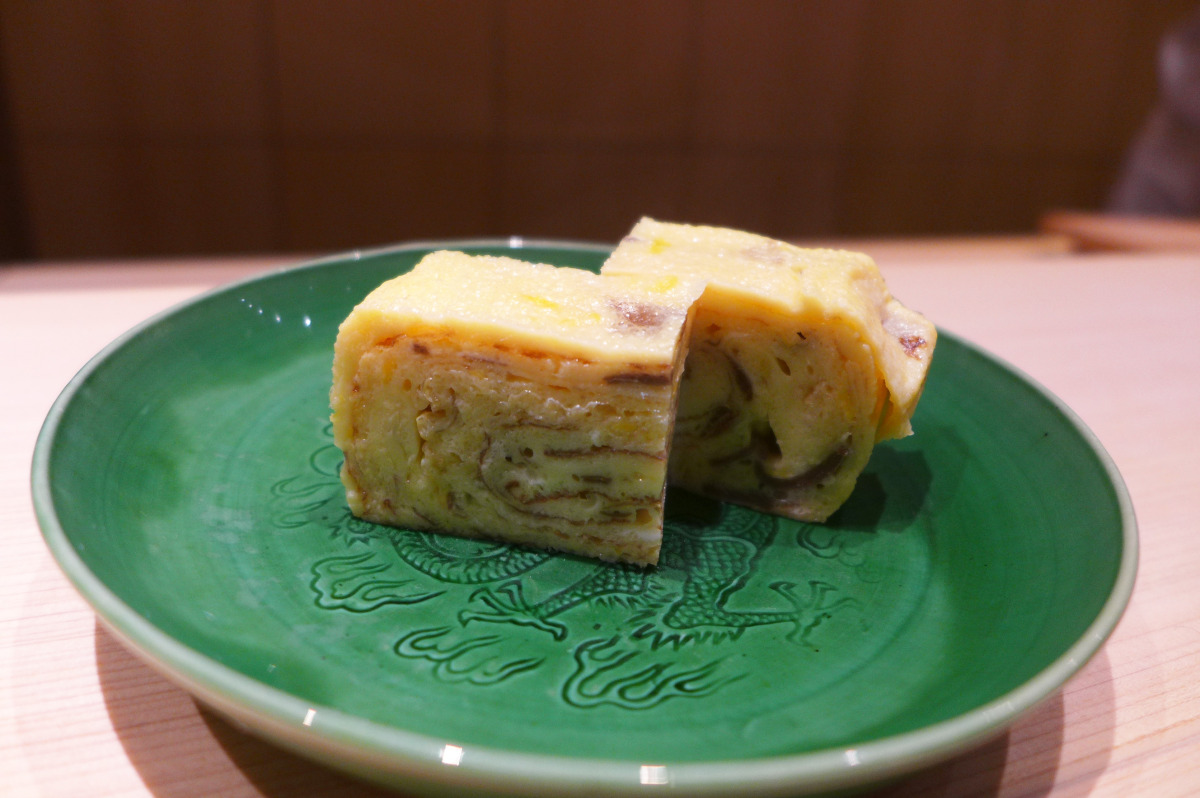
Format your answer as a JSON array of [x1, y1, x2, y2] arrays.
[[3, 241, 1198, 797]]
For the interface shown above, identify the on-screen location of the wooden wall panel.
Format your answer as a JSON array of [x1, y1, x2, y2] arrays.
[[685, 151, 844, 238], [0, 1, 276, 258], [2, 2, 269, 139], [273, 0, 499, 142], [694, 1, 872, 149], [0, 35, 28, 260], [21, 141, 279, 257], [502, 1, 694, 145], [281, 143, 497, 250], [0, 0, 1192, 259], [499, 145, 687, 241]]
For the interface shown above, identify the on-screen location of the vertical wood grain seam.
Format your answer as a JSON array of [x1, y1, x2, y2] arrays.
[[0, 11, 33, 259], [256, 0, 289, 252]]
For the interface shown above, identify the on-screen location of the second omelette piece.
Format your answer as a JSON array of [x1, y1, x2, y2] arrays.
[[602, 218, 936, 522]]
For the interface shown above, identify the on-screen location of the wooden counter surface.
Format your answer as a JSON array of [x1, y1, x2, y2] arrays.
[[2, 240, 1197, 797]]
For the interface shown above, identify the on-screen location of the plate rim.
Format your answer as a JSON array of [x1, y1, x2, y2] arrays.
[[31, 239, 1139, 796]]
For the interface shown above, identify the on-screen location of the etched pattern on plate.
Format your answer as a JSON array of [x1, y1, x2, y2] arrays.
[[274, 425, 867, 710]]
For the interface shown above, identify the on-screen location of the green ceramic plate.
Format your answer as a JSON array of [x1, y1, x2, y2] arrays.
[[34, 240, 1136, 797]]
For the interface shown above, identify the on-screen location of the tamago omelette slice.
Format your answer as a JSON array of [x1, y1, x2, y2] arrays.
[[602, 218, 936, 522], [330, 250, 705, 566]]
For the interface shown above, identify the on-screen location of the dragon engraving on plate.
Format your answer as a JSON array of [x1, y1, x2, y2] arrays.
[[271, 425, 864, 710]]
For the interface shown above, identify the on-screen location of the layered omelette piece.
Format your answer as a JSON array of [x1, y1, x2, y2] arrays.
[[601, 218, 936, 522], [330, 250, 705, 566]]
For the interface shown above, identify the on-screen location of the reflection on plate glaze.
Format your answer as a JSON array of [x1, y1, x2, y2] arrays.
[[274, 425, 865, 710]]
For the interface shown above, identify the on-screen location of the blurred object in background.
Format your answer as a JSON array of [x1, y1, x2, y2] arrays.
[[1040, 209, 1200, 251], [1109, 4, 1200, 215], [0, 1, 1194, 261]]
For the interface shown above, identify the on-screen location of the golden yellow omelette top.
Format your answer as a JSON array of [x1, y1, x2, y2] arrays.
[[336, 250, 706, 366], [602, 217, 937, 439]]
